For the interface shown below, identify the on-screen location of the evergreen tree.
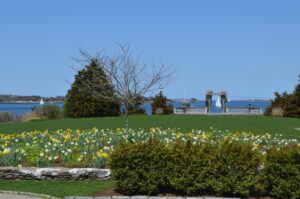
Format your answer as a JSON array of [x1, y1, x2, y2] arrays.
[[266, 74, 300, 118], [64, 59, 120, 117], [151, 91, 173, 115], [264, 92, 292, 116], [284, 75, 300, 117]]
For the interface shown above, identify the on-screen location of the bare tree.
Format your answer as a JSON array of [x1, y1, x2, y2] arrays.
[[73, 43, 175, 131]]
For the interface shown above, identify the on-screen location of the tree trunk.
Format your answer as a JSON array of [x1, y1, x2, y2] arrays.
[[125, 105, 129, 133]]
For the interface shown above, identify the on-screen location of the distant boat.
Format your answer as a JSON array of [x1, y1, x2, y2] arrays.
[[215, 96, 222, 108], [40, 98, 44, 105], [181, 99, 190, 103]]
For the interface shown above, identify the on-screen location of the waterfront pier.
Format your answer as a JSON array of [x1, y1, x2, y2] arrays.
[[173, 91, 264, 115]]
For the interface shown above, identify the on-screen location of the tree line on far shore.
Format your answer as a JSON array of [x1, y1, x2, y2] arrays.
[[0, 95, 64, 103]]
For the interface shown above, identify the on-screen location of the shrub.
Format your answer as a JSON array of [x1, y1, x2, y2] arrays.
[[0, 111, 15, 123], [169, 140, 263, 197], [21, 111, 40, 122], [110, 139, 269, 197], [151, 91, 173, 115], [22, 105, 62, 121], [34, 105, 62, 119], [264, 146, 300, 199], [109, 139, 170, 195], [168, 140, 217, 195], [212, 141, 263, 197], [271, 107, 284, 117]]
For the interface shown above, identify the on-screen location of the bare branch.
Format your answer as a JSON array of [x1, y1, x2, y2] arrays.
[[71, 43, 175, 131]]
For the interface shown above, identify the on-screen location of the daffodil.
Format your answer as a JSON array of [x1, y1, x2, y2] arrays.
[[2, 148, 11, 155]]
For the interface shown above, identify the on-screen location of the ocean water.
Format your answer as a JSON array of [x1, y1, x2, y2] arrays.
[[0, 100, 271, 116], [0, 102, 64, 116]]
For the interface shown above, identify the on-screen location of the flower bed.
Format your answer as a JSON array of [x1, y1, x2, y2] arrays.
[[0, 128, 298, 168]]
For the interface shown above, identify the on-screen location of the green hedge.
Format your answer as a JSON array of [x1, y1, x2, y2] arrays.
[[109, 139, 170, 195], [109, 139, 300, 198], [264, 146, 300, 198]]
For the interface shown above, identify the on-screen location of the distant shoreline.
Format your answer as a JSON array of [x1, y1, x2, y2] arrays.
[[0, 101, 64, 104]]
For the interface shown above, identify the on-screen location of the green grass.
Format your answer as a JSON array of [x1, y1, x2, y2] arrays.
[[0, 116, 299, 197], [0, 180, 116, 198], [0, 115, 299, 139]]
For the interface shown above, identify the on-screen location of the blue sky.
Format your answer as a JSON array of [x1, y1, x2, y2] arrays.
[[0, 1, 299, 100]]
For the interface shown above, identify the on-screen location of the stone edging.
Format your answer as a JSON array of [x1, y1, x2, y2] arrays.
[[64, 196, 242, 199], [0, 190, 60, 199], [0, 167, 111, 180]]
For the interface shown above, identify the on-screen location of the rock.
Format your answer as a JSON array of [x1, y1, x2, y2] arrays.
[[0, 167, 111, 181], [131, 196, 148, 199], [112, 196, 130, 199]]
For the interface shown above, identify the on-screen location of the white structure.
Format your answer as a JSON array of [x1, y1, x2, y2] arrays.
[[225, 107, 263, 115], [40, 98, 44, 105], [215, 96, 222, 108], [173, 91, 264, 115], [173, 106, 263, 115], [173, 107, 207, 115]]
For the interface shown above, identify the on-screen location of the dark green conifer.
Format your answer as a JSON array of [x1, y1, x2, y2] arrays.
[[284, 75, 300, 117], [64, 59, 120, 117], [266, 75, 300, 117]]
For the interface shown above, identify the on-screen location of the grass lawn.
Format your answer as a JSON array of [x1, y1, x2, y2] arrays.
[[0, 180, 116, 198], [0, 115, 299, 139]]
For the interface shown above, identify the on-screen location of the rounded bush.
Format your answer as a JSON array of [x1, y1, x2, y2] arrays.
[[109, 139, 171, 195], [264, 146, 300, 199], [110, 139, 270, 197]]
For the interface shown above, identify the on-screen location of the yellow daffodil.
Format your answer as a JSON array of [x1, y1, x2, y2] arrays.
[[2, 148, 11, 155]]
